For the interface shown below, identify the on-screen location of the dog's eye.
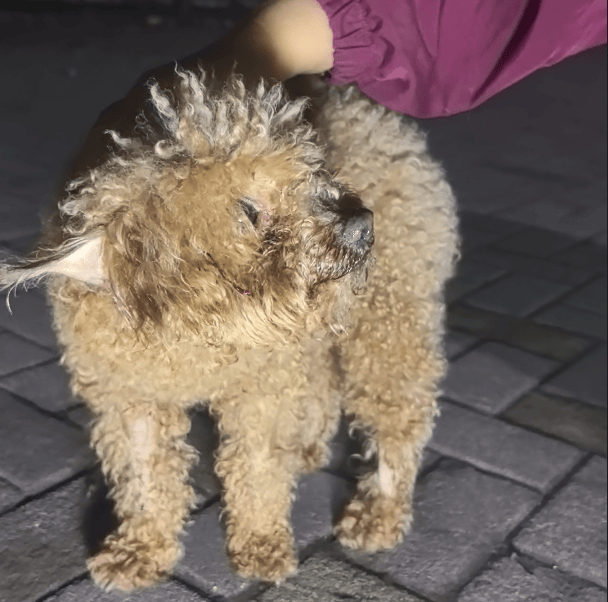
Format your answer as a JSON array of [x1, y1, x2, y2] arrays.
[[239, 199, 259, 226]]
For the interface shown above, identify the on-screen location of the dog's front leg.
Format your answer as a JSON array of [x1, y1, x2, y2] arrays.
[[87, 402, 197, 591], [335, 292, 445, 552], [212, 394, 302, 583]]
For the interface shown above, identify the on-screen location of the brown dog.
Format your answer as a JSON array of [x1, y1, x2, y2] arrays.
[[1, 69, 458, 591]]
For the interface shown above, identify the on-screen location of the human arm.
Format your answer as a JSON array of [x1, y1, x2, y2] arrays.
[[228, 0, 606, 118]]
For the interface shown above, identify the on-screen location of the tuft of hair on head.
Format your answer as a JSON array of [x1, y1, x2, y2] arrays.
[[132, 67, 322, 168]]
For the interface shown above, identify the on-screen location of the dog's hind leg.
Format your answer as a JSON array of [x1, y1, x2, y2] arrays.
[[332, 184, 455, 551], [316, 86, 458, 552], [334, 293, 445, 552], [86, 402, 197, 591]]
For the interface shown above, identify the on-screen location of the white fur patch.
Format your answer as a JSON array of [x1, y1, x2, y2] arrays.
[[0, 234, 107, 300], [129, 415, 155, 510], [47, 235, 107, 286], [378, 460, 396, 498]]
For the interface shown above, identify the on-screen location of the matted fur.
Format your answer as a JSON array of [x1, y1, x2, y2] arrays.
[[0, 69, 458, 590]]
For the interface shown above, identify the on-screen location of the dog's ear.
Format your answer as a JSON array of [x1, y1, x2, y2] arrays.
[[0, 233, 108, 296], [100, 207, 188, 329]]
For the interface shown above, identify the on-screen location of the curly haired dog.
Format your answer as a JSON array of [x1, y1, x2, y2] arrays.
[[0, 69, 458, 591]]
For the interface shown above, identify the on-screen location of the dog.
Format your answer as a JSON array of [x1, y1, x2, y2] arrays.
[[0, 68, 458, 591]]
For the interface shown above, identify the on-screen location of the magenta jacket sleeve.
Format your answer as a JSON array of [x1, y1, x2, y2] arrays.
[[318, 0, 607, 117]]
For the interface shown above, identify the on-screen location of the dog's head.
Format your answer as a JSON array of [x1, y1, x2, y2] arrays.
[[1, 70, 373, 342]]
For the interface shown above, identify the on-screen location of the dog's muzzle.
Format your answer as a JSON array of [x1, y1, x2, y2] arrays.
[[341, 207, 374, 251]]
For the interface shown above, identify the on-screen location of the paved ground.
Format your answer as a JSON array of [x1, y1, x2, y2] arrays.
[[0, 7, 606, 602]]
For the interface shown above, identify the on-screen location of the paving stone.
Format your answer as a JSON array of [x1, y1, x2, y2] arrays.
[[429, 401, 584, 492], [292, 472, 354, 551], [445, 330, 478, 360], [0, 148, 55, 210], [459, 212, 527, 236], [0, 477, 23, 514], [563, 276, 607, 316], [0, 389, 94, 494], [452, 166, 536, 216], [0, 330, 55, 378], [177, 504, 259, 600], [178, 472, 353, 600], [467, 247, 595, 286], [459, 224, 512, 254], [0, 233, 40, 255], [0, 478, 89, 602], [445, 258, 506, 303], [342, 460, 541, 602], [593, 231, 607, 247], [492, 195, 574, 231], [236, 0, 265, 8], [464, 274, 571, 317], [192, 0, 237, 8], [0, 359, 79, 412], [504, 391, 607, 455], [515, 456, 607, 588], [446, 277, 486, 304], [443, 342, 558, 414], [542, 345, 607, 408], [45, 577, 210, 602], [187, 410, 222, 505], [455, 256, 508, 286], [552, 241, 607, 275], [0, 288, 58, 350], [497, 197, 607, 241], [534, 303, 607, 341], [0, 199, 41, 242], [493, 227, 579, 258], [447, 304, 592, 362], [514, 456, 607, 588], [459, 555, 608, 602], [420, 449, 443, 474], [67, 404, 93, 429], [0, 17, 236, 188], [255, 547, 424, 602]]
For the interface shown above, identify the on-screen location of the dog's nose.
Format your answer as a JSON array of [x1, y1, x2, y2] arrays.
[[342, 208, 374, 249]]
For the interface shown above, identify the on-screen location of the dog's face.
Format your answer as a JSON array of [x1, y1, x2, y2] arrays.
[[11, 72, 373, 343], [104, 143, 373, 341]]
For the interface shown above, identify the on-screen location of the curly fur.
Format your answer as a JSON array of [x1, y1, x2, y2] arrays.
[[0, 68, 458, 590]]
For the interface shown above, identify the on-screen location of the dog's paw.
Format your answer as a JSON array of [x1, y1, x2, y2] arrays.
[[228, 529, 298, 583], [335, 494, 411, 552], [88, 534, 180, 591]]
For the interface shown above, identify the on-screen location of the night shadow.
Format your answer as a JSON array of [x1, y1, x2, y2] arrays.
[[82, 468, 116, 556]]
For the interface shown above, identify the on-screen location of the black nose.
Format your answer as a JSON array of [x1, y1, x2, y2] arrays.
[[342, 208, 374, 249]]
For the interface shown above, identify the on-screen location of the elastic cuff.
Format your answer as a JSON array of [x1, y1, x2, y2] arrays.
[[317, 0, 384, 84]]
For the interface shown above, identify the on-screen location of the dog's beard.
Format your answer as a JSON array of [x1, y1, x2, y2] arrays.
[[309, 239, 373, 291], [349, 255, 374, 295]]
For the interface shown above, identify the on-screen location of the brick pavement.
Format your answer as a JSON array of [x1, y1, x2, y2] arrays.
[[0, 8, 606, 602]]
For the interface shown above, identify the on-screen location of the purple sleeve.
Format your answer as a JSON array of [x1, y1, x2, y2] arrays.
[[318, 0, 607, 117]]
